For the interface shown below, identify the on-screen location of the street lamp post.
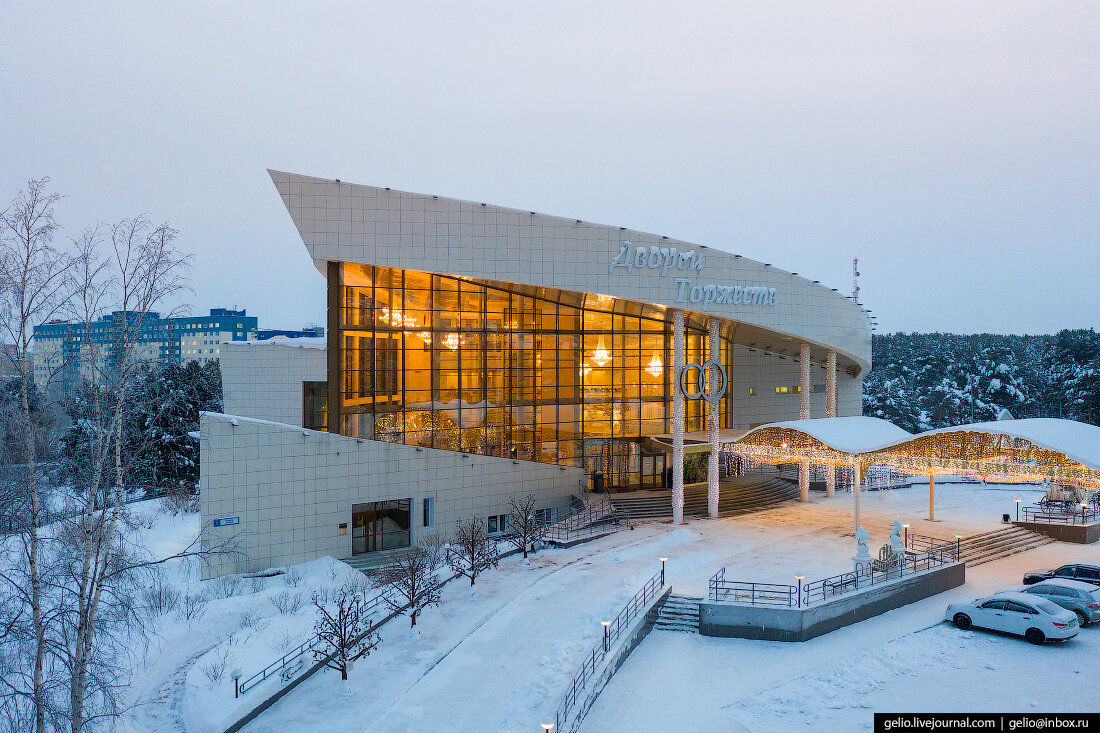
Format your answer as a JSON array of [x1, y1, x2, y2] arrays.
[[601, 620, 611, 653], [1015, 497, 1020, 522], [795, 575, 804, 608], [231, 668, 242, 699], [955, 532, 962, 561], [542, 724, 554, 733], [659, 557, 668, 586], [1082, 503, 1089, 525]]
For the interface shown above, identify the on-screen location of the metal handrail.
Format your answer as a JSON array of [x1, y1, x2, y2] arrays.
[[709, 549, 956, 608], [1021, 506, 1099, 525], [709, 568, 796, 606], [553, 568, 665, 731]]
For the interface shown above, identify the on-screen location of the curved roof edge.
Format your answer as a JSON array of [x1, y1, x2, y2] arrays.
[[731, 416, 1100, 471]]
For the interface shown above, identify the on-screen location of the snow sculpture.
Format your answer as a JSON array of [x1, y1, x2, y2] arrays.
[[853, 526, 872, 586], [889, 520, 905, 555]]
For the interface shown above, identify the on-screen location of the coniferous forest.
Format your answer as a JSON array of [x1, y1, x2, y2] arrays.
[[862, 329, 1100, 433]]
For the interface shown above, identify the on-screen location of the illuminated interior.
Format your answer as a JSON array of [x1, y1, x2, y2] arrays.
[[333, 263, 732, 488]]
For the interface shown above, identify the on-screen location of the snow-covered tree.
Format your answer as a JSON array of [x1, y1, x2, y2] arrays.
[[379, 546, 441, 627], [311, 586, 381, 680], [504, 494, 544, 561], [447, 515, 499, 586]]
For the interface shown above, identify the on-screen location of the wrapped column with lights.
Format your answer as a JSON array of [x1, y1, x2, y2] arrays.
[[825, 349, 837, 497], [852, 455, 863, 533], [799, 343, 811, 502], [707, 317, 721, 518], [672, 309, 685, 525]]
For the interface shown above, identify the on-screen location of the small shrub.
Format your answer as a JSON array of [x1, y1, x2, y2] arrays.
[[209, 575, 244, 599], [266, 629, 305, 655], [143, 578, 182, 616], [201, 648, 230, 684], [313, 585, 330, 606], [238, 610, 261, 629], [248, 576, 266, 594], [283, 568, 303, 588], [271, 591, 305, 615], [177, 593, 208, 622]]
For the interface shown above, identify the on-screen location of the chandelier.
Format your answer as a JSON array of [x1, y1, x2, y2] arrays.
[[591, 336, 611, 367], [645, 350, 663, 378]]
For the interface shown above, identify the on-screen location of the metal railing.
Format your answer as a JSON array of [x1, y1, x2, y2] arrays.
[[709, 568, 796, 606], [236, 579, 411, 696], [709, 549, 956, 608], [906, 533, 959, 558], [544, 493, 631, 543], [553, 567, 665, 732], [1021, 506, 1099, 525]]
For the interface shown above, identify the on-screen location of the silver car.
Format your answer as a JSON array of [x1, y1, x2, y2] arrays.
[[1005, 579, 1100, 627], [945, 591, 1079, 644]]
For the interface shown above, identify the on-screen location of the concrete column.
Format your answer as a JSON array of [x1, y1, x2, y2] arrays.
[[929, 474, 935, 522], [672, 309, 685, 525], [799, 343, 811, 502], [707, 317, 720, 518], [825, 350, 837, 497], [853, 458, 863, 534]]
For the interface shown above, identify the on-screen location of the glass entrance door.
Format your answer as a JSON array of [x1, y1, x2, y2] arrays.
[[640, 453, 665, 488], [351, 499, 412, 555]]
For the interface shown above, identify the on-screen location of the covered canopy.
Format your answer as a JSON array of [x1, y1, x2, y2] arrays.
[[723, 416, 1100, 489]]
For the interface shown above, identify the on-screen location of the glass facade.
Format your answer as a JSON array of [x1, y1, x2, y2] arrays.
[[334, 264, 730, 489]]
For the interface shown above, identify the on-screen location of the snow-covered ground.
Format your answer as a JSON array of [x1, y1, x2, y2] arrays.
[[14, 481, 1095, 733], [581, 482, 1100, 732]]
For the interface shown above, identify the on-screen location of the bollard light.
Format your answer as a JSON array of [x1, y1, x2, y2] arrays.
[[955, 532, 962, 561], [231, 668, 242, 699], [601, 620, 611, 652], [1083, 503, 1089, 525], [795, 575, 804, 609], [902, 523, 910, 547], [1015, 497, 1020, 522], [659, 557, 668, 586], [542, 725, 554, 732]]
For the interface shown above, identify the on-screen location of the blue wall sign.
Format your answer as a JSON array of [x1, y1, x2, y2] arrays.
[[213, 516, 240, 527]]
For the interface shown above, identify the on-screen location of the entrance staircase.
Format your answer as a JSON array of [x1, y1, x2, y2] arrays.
[[958, 526, 1055, 567], [654, 594, 702, 633], [608, 477, 799, 520]]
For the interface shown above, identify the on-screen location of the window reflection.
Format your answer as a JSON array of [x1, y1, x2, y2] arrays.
[[335, 264, 730, 488]]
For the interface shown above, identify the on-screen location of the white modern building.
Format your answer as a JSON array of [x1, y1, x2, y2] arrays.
[[199, 171, 872, 577]]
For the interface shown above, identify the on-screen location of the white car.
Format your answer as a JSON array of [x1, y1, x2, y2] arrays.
[[945, 591, 1079, 645]]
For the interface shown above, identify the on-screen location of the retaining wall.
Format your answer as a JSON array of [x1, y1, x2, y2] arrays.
[[1012, 521, 1100, 544], [699, 563, 965, 642]]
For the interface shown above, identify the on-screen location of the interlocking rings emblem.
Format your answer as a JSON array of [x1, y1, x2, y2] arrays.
[[679, 360, 727, 404]]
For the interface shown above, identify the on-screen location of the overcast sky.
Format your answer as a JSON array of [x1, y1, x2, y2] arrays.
[[2, 2, 1096, 335]]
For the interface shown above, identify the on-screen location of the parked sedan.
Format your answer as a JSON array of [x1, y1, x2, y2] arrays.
[[945, 591, 1079, 644], [1023, 563, 1100, 586], [1004, 580, 1100, 627]]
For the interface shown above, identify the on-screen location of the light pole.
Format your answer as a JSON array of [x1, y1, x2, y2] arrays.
[[1015, 497, 1020, 522], [542, 724, 554, 733], [902, 523, 910, 548], [601, 620, 611, 652], [659, 557, 668, 586], [955, 532, 962, 561], [231, 668, 242, 699], [1082, 503, 1089, 525], [795, 575, 803, 608]]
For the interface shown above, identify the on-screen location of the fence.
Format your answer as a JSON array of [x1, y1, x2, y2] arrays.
[[543, 492, 631, 544], [1021, 506, 1100, 525], [552, 567, 665, 732], [709, 548, 957, 608]]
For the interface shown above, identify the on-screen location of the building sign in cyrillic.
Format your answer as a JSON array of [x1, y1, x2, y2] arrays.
[[608, 241, 777, 310]]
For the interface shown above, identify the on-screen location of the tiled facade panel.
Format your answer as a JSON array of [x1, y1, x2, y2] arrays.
[[269, 171, 872, 375], [199, 413, 584, 578], [220, 340, 327, 427], [731, 345, 863, 429]]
